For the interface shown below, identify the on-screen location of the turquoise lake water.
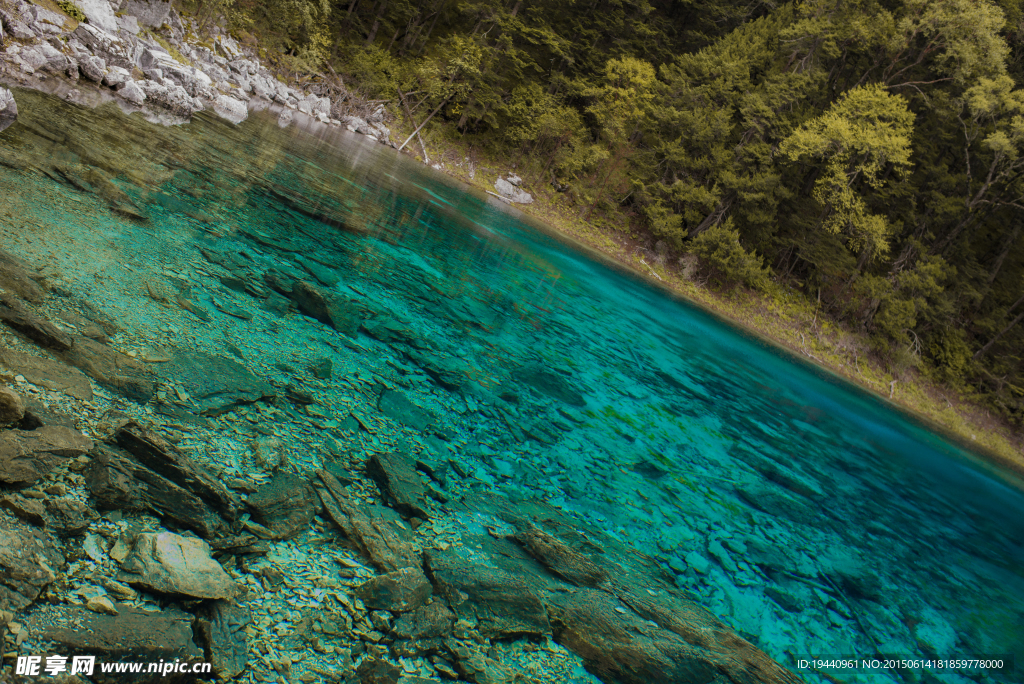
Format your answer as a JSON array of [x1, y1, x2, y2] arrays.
[[2, 88, 1023, 683]]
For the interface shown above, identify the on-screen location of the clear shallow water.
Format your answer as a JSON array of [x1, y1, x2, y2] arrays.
[[2, 88, 1023, 683]]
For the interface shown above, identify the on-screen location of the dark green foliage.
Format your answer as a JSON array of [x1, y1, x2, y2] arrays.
[[689, 220, 771, 291]]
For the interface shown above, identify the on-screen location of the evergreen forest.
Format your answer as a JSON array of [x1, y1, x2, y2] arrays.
[[187, 0, 1024, 430]]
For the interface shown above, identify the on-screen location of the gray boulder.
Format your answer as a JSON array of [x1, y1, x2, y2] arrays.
[[0, 11, 36, 40], [103, 65, 131, 88], [71, 0, 119, 33], [495, 178, 533, 204], [116, 13, 140, 34], [80, 54, 106, 82], [0, 88, 17, 133], [19, 42, 68, 74], [213, 94, 247, 124], [117, 79, 146, 105]]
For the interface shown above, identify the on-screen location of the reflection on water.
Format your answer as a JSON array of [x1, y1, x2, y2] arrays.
[[2, 87, 1023, 683]]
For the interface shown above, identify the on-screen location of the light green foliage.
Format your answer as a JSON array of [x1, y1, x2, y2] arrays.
[[781, 84, 915, 259], [56, 0, 86, 22]]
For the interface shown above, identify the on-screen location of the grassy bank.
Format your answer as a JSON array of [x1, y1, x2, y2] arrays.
[[387, 115, 1024, 482]]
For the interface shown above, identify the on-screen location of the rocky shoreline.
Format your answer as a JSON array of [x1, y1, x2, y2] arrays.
[[0, 0, 394, 139]]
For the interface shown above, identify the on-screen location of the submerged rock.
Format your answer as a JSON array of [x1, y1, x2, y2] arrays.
[[0, 511, 65, 610], [425, 546, 552, 638], [0, 294, 74, 351], [0, 347, 94, 401], [246, 472, 315, 539], [392, 600, 456, 640], [0, 425, 93, 485], [0, 249, 46, 302], [290, 281, 362, 335], [355, 566, 433, 613], [86, 425, 242, 538], [0, 385, 25, 426], [513, 363, 586, 407], [159, 350, 275, 415], [367, 450, 432, 520], [118, 531, 240, 599], [0, 88, 17, 133], [30, 603, 204, 681], [56, 335, 156, 402], [195, 600, 251, 679], [378, 389, 434, 433], [315, 469, 420, 572]]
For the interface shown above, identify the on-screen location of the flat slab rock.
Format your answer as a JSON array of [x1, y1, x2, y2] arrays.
[[424, 545, 551, 638], [195, 599, 251, 679], [378, 390, 435, 433], [28, 603, 203, 681], [0, 248, 45, 302], [446, 494, 805, 684], [0, 347, 94, 400], [354, 566, 433, 613], [86, 424, 242, 538], [0, 511, 65, 611], [0, 425, 93, 485], [246, 472, 315, 540], [315, 469, 420, 572], [56, 335, 156, 403], [0, 294, 73, 351], [157, 350, 275, 415], [367, 450, 431, 520], [118, 531, 240, 600]]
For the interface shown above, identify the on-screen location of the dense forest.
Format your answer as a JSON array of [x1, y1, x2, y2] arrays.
[[187, 0, 1024, 428]]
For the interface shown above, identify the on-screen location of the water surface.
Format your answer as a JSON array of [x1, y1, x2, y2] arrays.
[[2, 89, 1023, 683]]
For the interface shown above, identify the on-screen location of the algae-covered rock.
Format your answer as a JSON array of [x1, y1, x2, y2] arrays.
[[158, 350, 274, 415], [368, 450, 432, 520]]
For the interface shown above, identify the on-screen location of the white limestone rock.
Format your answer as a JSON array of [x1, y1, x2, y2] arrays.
[[213, 94, 247, 124], [70, 0, 118, 33], [103, 65, 130, 88], [495, 177, 533, 204], [122, 0, 171, 28], [117, 79, 146, 105], [0, 88, 18, 133], [79, 54, 106, 82]]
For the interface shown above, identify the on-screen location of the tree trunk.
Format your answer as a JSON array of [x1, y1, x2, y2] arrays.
[[399, 95, 452, 152], [397, 87, 429, 162], [975, 309, 1024, 359], [986, 223, 1021, 286], [365, 0, 389, 45]]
